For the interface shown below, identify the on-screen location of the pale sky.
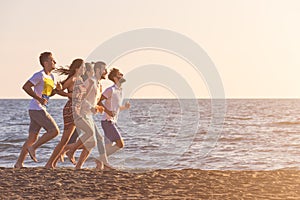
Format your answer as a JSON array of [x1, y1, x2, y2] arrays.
[[1, 0, 299, 98]]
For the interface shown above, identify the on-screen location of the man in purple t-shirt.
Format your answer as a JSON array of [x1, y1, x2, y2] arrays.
[[97, 68, 130, 160]]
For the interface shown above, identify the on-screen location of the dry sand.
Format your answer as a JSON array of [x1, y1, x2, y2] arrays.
[[1, 167, 300, 199]]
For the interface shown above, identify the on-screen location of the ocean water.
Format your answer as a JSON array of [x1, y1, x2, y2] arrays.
[[1, 99, 300, 170]]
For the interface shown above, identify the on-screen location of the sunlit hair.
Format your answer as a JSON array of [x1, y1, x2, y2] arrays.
[[39, 52, 52, 67], [108, 68, 119, 82], [55, 58, 84, 84]]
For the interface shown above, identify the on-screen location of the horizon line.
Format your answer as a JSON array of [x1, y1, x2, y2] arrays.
[[0, 97, 300, 100]]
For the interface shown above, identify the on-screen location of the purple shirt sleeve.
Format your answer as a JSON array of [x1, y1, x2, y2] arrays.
[[28, 72, 42, 86]]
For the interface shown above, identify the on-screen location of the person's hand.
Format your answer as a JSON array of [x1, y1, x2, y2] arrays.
[[56, 82, 62, 90], [125, 101, 130, 109], [106, 110, 115, 117], [67, 92, 72, 99], [96, 105, 105, 113], [38, 97, 48, 105]]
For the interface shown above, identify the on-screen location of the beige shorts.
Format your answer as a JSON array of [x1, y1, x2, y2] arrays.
[[28, 110, 59, 134]]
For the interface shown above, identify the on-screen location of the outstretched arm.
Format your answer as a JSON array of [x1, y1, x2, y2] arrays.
[[51, 78, 73, 98], [54, 89, 71, 98], [120, 101, 130, 111]]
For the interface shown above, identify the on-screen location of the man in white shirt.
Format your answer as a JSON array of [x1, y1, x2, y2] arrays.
[[97, 68, 130, 158], [14, 52, 63, 168], [65, 61, 112, 169]]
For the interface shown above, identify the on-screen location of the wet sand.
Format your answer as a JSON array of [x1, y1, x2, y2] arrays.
[[1, 167, 300, 199]]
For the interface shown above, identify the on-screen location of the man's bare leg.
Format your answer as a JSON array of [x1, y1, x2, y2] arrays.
[[27, 129, 59, 162], [75, 137, 96, 169], [66, 118, 94, 165], [94, 129, 112, 170], [105, 139, 124, 156], [14, 132, 38, 168]]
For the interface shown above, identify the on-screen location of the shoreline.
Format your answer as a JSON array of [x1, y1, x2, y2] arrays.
[[1, 167, 300, 199]]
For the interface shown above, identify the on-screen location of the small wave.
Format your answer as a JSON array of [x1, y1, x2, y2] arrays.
[[278, 166, 300, 170], [6, 123, 30, 126], [0, 154, 18, 160], [272, 121, 300, 126], [0, 143, 16, 149], [218, 137, 248, 142], [139, 145, 160, 150], [227, 117, 253, 120]]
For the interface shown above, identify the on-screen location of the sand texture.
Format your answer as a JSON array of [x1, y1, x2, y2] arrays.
[[1, 168, 300, 199]]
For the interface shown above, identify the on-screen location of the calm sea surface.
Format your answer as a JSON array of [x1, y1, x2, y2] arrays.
[[1, 99, 300, 170]]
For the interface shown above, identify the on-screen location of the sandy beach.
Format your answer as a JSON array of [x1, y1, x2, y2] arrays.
[[1, 168, 300, 199]]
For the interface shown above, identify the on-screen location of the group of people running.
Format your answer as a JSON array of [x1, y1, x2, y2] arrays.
[[14, 51, 130, 170]]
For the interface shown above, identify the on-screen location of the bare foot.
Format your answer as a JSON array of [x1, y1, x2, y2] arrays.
[[45, 164, 55, 169], [75, 165, 82, 170], [14, 163, 24, 169], [59, 151, 66, 163], [102, 162, 115, 171], [66, 150, 76, 165], [95, 159, 104, 170], [27, 146, 38, 162]]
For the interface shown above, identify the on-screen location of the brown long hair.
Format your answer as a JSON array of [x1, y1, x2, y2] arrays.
[[55, 58, 83, 84]]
